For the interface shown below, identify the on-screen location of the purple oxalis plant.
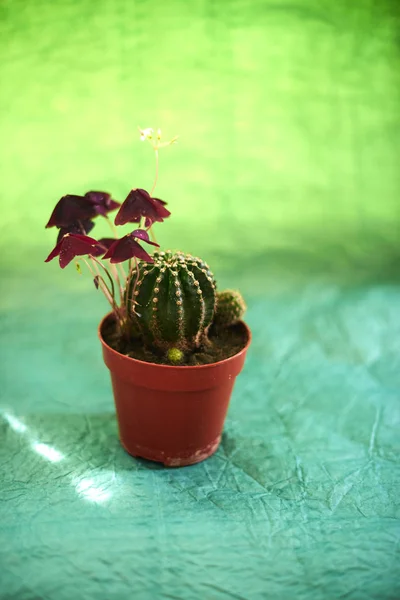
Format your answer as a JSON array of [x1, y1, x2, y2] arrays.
[[45, 127, 177, 329]]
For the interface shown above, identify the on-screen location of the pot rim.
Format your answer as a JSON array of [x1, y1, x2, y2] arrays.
[[98, 311, 252, 371]]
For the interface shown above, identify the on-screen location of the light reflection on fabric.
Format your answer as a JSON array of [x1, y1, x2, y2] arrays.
[[2, 410, 113, 503], [1, 412, 27, 433], [31, 442, 65, 463], [74, 478, 112, 503]]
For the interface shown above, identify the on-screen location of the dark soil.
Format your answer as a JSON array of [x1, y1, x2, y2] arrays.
[[102, 318, 249, 366]]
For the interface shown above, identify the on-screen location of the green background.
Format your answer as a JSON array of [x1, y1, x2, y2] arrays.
[[1, 0, 399, 599]]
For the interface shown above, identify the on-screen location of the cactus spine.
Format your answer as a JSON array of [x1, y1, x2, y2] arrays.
[[214, 290, 246, 326], [126, 251, 216, 351]]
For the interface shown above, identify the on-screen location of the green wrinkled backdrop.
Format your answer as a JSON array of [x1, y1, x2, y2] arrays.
[[0, 0, 399, 599]]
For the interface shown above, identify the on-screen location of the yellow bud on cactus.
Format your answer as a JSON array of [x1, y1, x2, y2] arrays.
[[167, 348, 184, 364]]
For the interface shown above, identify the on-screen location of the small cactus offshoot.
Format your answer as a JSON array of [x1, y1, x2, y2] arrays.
[[214, 290, 246, 326], [126, 251, 217, 351]]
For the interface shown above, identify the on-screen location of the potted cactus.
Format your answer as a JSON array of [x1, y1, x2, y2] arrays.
[[45, 128, 251, 466]]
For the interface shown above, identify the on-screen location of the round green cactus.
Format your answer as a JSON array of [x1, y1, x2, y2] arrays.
[[214, 290, 246, 326], [126, 251, 217, 351]]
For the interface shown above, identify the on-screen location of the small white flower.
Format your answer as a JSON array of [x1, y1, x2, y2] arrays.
[[138, 127, 154, 141], [137, 126, 178, 149]]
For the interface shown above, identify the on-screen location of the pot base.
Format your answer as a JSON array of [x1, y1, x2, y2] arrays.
[[120, 435, 221, 467]]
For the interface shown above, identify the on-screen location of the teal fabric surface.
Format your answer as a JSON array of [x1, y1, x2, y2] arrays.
[[1, 280, 400, 599]]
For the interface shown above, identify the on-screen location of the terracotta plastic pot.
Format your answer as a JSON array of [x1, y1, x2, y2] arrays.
[[99, 313, 251, 467]]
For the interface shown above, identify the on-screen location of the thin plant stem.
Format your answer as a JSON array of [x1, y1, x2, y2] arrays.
[[93, 217, 124, 299], [82, 259, 115, 310], [126, 256, 135, 291], [118, 262, 126, 284], [151, 148, 159, 196], [109, 263, 124, 303], [76, 220, 122, 303], [87, 259, 114, 304], [147, 147, 159, 243], [148, 225, 157, 244], [90, 258, 124, 324], [77, 219, 87, 235], [77, 218, 122, 299], [105, 216, 119, 238], [124, 257, 141, 317], [90, 256, 116, 303]]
